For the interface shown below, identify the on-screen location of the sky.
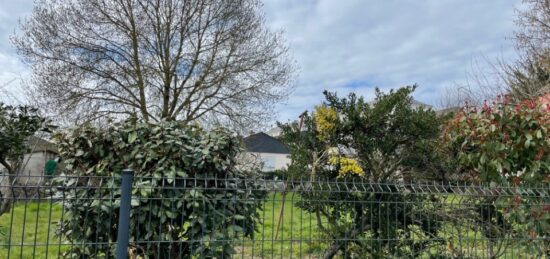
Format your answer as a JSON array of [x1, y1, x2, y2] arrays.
[[0, 0, 523, 123]]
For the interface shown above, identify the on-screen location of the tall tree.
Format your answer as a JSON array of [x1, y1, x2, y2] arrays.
[[439, 0, 550, 105], [515, 0, 550, 58], [14, 0, 295, 129], [501, 54, 550, 101], [503, 0, 550, 100]]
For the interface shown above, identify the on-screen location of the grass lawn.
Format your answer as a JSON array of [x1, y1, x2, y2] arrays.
[[0, 201, 66, 258], [237, 192, 327, 258], [0, 194, 542, 258], [0, 194, 325, 258]]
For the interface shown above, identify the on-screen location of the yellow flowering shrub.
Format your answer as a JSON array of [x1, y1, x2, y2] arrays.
[[329, 156, 365, 178], [313, 105, 338, 141]]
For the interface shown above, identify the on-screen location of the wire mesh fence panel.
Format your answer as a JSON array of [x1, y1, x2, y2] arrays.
[[0, 174, 549, 258]]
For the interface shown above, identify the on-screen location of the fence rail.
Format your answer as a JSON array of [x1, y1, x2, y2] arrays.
[[0, 173, 549, 258]]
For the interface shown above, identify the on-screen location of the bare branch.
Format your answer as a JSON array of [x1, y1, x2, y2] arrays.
[[14, 0, 296, 131]]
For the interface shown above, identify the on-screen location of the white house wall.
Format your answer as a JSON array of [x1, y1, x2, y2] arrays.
[[241, 152, 291, 172], [0, 151, 56, 185]]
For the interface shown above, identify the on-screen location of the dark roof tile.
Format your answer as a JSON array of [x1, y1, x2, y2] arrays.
[[243, 132, 289, 154], [27, 136, 58, 153]]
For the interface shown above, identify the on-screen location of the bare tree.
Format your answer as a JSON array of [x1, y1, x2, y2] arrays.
[[515, 0, 550, 57], [439, 0, 550, 107], [439, 58, 507, 109], [13, 0, 296, 130], [499, 53, 550, 100], [504, 0, 550, 100]]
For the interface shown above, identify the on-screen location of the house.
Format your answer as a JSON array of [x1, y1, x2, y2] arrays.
[[0, 136, 59, 185], [368, 98, 434, 110], [409, 99, 434, 110], [242, 132, 291, 172], [437, 106, 461, 116]]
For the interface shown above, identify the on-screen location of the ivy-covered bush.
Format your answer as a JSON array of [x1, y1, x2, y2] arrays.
[[53, 120, 265, 258]]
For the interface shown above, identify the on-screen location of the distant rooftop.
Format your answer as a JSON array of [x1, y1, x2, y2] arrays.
[[243, 132, 289, 154], [27, 136, 57, 153], [410, 99, 434, 109], [437, 106, 461, 115], [367, 98, 433, 109]]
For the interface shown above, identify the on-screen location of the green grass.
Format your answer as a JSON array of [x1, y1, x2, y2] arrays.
[[237, 192, 327, 258], [0, 201, 66, 258], [0, 195, 544, 258], [0, 195, 324, 258]]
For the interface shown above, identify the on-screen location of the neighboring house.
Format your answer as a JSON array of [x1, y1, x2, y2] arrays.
[[409, 99, 434, 110], [0, 136, 58, 185], [242, 132, 291, 172], [437, 106, 461, 116]]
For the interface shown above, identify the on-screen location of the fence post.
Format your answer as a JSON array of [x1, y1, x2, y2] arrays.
[[116, 169, 134, 259]]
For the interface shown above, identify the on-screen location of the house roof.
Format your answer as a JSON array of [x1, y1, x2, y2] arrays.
[[27, 136, 58, 154], [437, 106, 461, 115], [410, 99, 433, 109], [367, 98, 433, 109], [243, 132, 289, 154]]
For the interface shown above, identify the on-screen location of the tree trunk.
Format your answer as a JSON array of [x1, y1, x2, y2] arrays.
[[322, 241, 344, 259], [0, 160, 14, 215], [0, 187, 13, 215], [322, 224, 365, 259], [0, 174, 13, 215]]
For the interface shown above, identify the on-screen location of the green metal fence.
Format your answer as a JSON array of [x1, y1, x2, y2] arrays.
[[0, 173, 548, 258]]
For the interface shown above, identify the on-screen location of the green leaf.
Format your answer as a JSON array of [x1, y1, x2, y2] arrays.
[[176, 171, 188, 177], [131, 198, 140, 207], [189, 189, 201, 198], [165, 211, 177, 219], [536, 129, 542, 139], [233, 215, 246, 220], [128, 132, 138, 144], [75, 149, 85, 157]]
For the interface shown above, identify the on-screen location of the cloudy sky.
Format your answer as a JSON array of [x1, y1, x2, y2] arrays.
[[0, 0, 523, 123]]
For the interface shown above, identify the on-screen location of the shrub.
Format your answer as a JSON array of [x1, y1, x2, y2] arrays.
[[443, 96, 550, 256], [53, 120, 265, 258], [280, 86, 445, 258], [443, 96, 550, 184]]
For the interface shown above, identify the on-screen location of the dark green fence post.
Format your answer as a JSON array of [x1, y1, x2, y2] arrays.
[[116, 169, 134, 259]]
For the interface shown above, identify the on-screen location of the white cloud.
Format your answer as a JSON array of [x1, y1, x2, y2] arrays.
[[264, 0, 522, 122], [0, 0, 522, 122], [0, 0, 33, 104]]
